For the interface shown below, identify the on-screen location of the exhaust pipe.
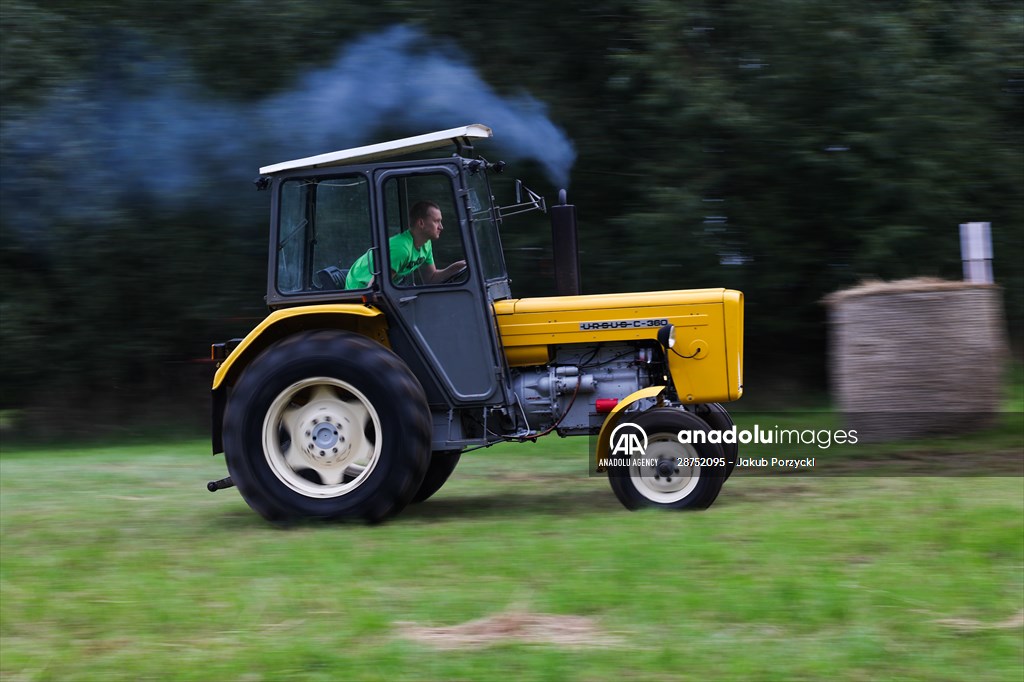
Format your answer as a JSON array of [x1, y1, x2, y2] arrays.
[[550, 189, 581, 296]]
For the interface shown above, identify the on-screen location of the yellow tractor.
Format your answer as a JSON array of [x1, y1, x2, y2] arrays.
[[208, 124, 744, 522]]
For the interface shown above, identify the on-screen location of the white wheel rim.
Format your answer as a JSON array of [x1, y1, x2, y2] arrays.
[[262, 377, 382, 498], [629, 435, 701, 504]]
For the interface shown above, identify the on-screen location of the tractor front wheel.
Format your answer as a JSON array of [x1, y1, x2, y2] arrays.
[[695, 402, 738, 479], [607, 408, 726, 511]]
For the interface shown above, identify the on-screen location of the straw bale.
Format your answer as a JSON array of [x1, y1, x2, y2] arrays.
[[827, 278, 1008, 441]]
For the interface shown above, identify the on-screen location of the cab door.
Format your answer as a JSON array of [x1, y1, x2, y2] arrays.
[[375, 166, 503, 404]]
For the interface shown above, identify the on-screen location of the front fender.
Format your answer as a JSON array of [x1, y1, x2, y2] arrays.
[[593, 386, 666, 472]]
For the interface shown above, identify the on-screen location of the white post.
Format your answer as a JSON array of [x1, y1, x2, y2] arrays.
[[959, 222, 993, 284]]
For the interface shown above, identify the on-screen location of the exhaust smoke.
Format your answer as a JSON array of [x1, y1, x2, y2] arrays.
[[1, 26, 576, 233]]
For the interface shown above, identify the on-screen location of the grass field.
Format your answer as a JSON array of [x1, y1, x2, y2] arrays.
[[2, 420, 1022, 681]]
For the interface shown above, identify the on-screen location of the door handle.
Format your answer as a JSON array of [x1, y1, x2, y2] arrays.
[[399, 295, 418, 304]]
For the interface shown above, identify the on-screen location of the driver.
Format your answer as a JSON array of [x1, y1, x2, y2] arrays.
[[345, 200, 466, 289]]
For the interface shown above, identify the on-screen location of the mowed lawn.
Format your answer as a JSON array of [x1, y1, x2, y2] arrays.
[[1, 433, 1022, 681]]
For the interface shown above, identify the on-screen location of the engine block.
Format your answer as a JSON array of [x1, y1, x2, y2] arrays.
[[510, 343, 663, 435]]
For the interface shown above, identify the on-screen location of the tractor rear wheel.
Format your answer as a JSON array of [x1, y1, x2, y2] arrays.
[[223, 330, 430, 523], [607, 408, 726, 511], [411, 450, 462, 503]]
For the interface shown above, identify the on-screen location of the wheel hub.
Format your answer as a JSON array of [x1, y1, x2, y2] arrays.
[[630, 438, 701, 502], [262, 376, 382, 499], [311, 419, 340, 449], [299, 410, 355, 466]]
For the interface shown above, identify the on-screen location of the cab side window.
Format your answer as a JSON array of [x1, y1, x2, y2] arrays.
[[276, 175, 371, 293], [382, 173, 468, 287]]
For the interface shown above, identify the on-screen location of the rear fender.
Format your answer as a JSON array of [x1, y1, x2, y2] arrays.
[[211, 304, 387, 454]]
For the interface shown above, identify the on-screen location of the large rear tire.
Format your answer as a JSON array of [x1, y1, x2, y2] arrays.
[[607, 408, 726, 511], [411, 450, 462, 503], [223, 330, 431, 523]]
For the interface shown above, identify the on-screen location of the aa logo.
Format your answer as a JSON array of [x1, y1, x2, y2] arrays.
[[610, 422, 648, 457]]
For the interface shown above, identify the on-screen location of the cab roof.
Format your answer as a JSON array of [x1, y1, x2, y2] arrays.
[[259, 123, 493, 175]]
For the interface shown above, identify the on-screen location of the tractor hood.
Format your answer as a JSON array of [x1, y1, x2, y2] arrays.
[[493, 289, 744, 402]]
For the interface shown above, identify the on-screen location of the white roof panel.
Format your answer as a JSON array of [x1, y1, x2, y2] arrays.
[[260, 123, 493, 175]]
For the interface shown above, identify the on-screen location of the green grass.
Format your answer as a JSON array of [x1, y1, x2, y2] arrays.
[[2, 434, 1022, 681]]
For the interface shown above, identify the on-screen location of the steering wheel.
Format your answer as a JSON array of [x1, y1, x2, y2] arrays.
[[442, 265, 469, 284]]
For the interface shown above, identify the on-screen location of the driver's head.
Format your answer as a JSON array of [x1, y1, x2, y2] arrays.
[[410, 201, 443, 241]]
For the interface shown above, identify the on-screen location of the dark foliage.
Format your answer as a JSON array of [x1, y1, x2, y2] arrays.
[[1, 1, 1021, 425]]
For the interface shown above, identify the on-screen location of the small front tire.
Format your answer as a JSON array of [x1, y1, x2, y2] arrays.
[[695, 402, 738, 479], [607, 408, 726, 511]]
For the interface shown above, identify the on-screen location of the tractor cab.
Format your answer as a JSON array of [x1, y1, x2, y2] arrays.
[[260, 124, 512, 306], [256, 124, 530, 408]]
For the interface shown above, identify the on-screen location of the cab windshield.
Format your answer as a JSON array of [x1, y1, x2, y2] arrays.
[[466, 169, 507, 283]]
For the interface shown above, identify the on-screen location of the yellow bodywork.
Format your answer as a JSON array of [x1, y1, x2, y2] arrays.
[[213, 290, 744, 405], [493, 288, 744, 404], [211, 304, 388, 390]]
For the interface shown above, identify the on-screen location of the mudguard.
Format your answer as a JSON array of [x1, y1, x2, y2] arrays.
[[593, 386, 666, 472], [211, 304, 388, 453]]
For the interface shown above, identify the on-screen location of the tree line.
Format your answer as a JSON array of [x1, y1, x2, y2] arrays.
[[1, 0, 1021, 428]]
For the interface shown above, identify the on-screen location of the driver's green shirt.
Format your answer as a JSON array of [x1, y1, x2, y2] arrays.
[[345, 231, 433, 289]]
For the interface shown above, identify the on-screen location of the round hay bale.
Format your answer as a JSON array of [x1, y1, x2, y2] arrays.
[[824, 278, 1008, 441]]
